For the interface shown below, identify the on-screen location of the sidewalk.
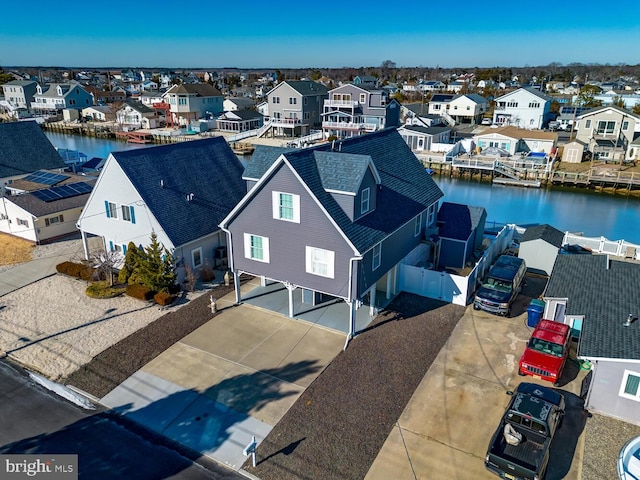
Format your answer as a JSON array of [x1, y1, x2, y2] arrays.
[[0, 254, 75, 297], [99, 281, 346, 473]]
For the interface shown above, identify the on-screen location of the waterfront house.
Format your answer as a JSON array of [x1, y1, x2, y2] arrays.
[[427, 93, 455, 116], [77, 137, 246, 278], [31, 82, 93, 116], [216, 109, 263, 133], [543, 254, 640, 426], [162, 83, 224, 127], [321, 83, 400, 139], [263, 80, 329, 138], [492, 87, 553, 129], [1, 80, 37, 114], [223, 97, 255, 112], [84, 85, 127, 106], [219, 128, 443, 338], [436, 202, 486, 270], [518, 224, 564, 276], [473, 126, 557, 156], [573, 105, 640, 163], [400, 103, 444, 128], [116, 100, 157, 130], [82, 105, 114, 122], [0, 122, 66, 195], [353, 76, 378, 88], [0, 180, 94, 244], [397, 125, 451, 152], [139, 91, 165, 107]]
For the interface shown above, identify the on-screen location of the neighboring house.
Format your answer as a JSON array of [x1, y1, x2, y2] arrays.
[[84, 86, 127, 105], [77, 137, 247, 277], [401, 103, 444, 128], [223, 97, 255, 112], [162, 83, 224, 127], [322, 83, 400, 139], [447, 94, 490, 125], [473, 126, 558, 156], [0, 181, 94, 243], [4, 169, 91, 195], [216, 110, 263, 133], [435, 202, 486, 270], [138, 91, 165, 107], [140, 80, 158, 91], [492, 87, 553, 129], [518, 224, 565, 276], [0, 122, 66, 195], [31, 82, 93, 115], [428, 93, 455, 116], [116, 100, 158, 130], [543, 254, 640, 426], [574, 105, 640, 163], [219, 128, 444, 338], [397, 125, 451, 152], [82, 106, 114, 122], [263, 80, 329, 138], [421, 80, 446, 92], [1, 80, 38, 112], [447, 81, 466, 93], [353, 76, 378, 88]]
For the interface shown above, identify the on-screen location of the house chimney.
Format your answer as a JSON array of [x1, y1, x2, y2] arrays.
[[624, 314, 634, 327], [160, 179, 164, 188]]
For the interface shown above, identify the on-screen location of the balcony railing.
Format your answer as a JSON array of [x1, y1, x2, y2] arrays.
[[324, 99, 359, 108], [322, 121, 378, 132], [271, 118, 305, 126]]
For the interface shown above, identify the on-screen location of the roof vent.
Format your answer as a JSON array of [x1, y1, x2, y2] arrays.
[[624, 314, 634, 327], [160, 179, 164, 188], [186, 193, 194, 202]]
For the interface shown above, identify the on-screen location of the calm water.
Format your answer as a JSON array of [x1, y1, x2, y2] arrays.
[[44, 131, 640, 244]]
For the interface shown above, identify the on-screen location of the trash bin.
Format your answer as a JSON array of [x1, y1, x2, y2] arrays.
[[526, 299, 545, 328]]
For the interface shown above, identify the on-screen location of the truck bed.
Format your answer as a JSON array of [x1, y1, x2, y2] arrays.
[[490, 423, 547, 470]]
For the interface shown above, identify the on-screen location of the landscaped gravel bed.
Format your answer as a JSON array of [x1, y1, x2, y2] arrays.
[[242, 292, 466, 480]]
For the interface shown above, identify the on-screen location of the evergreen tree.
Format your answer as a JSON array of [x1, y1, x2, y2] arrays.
[[118, 241, 144, 284], [136, 232, 176, 292]]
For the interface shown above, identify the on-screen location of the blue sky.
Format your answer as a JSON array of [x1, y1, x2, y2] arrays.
[[2, 1, 639, 69]]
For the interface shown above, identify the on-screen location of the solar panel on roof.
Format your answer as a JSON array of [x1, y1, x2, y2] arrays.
[[31, 182, 94, 203], [22, 170, 69, 185]]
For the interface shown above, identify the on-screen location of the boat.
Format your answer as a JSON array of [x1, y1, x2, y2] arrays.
[[618, 436, 640, 479]]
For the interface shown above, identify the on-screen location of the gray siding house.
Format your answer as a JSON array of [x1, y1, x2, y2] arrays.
[[518, 224, 565, 276], [436, 202, 486, 270], [1, 80, 38, 113], [544, 254, 640, 425], [322, 83, 401, 139], [220, 129, 444, 339]]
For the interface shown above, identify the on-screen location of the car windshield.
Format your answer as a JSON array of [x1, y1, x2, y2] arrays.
[[485, 277, 511, 290], [529, 338, 564, 357]]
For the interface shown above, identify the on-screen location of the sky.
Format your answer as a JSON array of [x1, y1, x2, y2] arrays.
[[2, 0, 640, 70]]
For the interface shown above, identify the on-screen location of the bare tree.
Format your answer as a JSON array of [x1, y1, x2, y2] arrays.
[[91, 249, 121, 286]]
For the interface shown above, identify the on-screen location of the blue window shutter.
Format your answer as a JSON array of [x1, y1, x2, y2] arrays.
[[105, 200, 110, 218], [123, 244, 127, 254], [109, 241, 114, 251], [130, 206, 136, 224]]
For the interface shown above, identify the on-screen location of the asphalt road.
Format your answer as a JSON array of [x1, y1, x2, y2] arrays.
[[0, 360, 242, 480]]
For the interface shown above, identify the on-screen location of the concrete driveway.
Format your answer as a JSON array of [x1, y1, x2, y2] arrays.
[[365, 302, 588, 480], [100, 281, 346, 472]]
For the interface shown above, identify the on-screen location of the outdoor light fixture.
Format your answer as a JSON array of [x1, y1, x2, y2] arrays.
[[624, 314, 634, 327]]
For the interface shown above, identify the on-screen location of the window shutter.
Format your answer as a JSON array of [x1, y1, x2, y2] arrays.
[[105, 200, 110, 218], [59, 214, 64, 222], [45, 218, 50, 226], [123, 244, 127, 254], [130, 206, 136, 224], [109, 241, 114, 251]]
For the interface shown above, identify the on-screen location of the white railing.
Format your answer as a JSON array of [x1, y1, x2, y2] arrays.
[[322, 121, 377, 131], [562, 233, 640, 260], [226, 129, 260, 142], [324, 99, 359, 108], [256, 119, 274, 138], [271, 118, 304, 126], [282, 130, 324, 147]]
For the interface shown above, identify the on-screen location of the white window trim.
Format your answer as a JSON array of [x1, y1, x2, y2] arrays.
[[272, 191, 300, 223], [305, 246, 335, 278], [372, 242, 382, 271], [244, 233, 270, 263], [191, 247, 203, 268], [619, 370, 640, 402], [414, 213, 422, 237], [361, 187, 370, 215]]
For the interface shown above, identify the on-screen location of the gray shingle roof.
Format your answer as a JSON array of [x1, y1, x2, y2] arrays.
[[165, 83, 222, 97], [520, 224, 565, 248], [9, 185, 94, 217], [243, 145, 296, 181], [282, 80, 329, 96], [242, 128, 444, 253], [437, 202, 485, 240], [315, 152, 374, 194], [545, 254, 640, 360], [112, 136, 246, 247], [401, 125, 450, 135], [0, 122, 66, 178]]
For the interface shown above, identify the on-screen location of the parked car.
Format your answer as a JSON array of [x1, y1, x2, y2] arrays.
[[485, 382, 565, 480], [518, 319, 571, 385], [482, 117, 493, 125], [474, 255, 527, 316]]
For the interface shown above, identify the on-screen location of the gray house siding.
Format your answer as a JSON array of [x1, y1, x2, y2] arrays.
[[385, 102, 400, 127], [228, 163, 355, 298], [587, 360, 640, 425], [438, 238, 469, 269], [356, 213, 424, 298], [331, 192, 355, 222], [355, 171, 378, 220]]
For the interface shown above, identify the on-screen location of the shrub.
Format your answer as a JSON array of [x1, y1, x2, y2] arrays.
[[153, 292, 176, 306], [56, 261, 75, 275], [200, 259, 215, 282], [86, 281, 126, 299], [125, 283, 155, 301], [56, 261, 94, 279]]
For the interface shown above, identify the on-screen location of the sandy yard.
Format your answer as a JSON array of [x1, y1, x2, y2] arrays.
[[0, 274, 205, 381]]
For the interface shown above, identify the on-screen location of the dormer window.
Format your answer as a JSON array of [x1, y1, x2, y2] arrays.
[[361, 187, 370, 215]]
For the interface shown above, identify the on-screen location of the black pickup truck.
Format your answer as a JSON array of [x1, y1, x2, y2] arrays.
[[485, 382, 565, 480]]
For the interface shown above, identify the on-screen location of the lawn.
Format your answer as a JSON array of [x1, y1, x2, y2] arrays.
[[0, 233, 34, 266]]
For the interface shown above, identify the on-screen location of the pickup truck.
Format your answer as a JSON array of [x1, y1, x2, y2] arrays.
[[519, 320, 571, 386], [485, 382, 565, 480]]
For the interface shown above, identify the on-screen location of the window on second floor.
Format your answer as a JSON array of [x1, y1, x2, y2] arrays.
[[305, 246, 334, 278], [289, 97, 297, 105], [372, 243, 382, 271], [359, 93, 366, 103], [414, 213, 423, 237], [105, 201, 118, 219], [272, 96, 280, 104], [620, 370, 640, 402], [361, 187, 370, 215], [529, 102, 540, 108], [623, 121, 630, 130], [585, 119, 591, 129], [272, 191, 300, 222], [597, 120, 616, 135], [244, 233, 270, 263]]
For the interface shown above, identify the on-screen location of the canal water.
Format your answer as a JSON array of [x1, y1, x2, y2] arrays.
[[44, 131, 640, 244]]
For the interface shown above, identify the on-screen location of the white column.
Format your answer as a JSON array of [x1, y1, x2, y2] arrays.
[[369, 286, 377, 317], [80, 230, 90, 260], [344, 300, 357, 350], [386, 271, 392, 299], [234, 271, 241, 304], [286, 283, 296, 318]]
